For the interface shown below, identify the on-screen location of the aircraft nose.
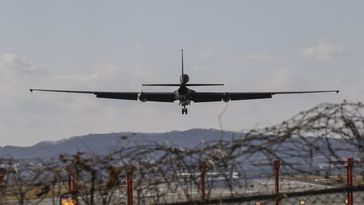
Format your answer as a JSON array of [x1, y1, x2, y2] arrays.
[[180, 74, 189, 84]]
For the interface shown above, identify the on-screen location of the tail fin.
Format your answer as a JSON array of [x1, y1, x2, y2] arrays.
[[181, 49, 184, 75], [141, 49, 224, 87]]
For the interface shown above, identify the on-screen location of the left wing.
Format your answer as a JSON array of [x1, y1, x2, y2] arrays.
[[30, 89, 139, 100], [30, 89, 176, 102], [191, 90, 339, 103]]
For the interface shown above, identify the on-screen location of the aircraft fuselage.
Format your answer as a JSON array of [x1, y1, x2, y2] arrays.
[[176, 74, 194, 114], [176, 85, 193, 105]]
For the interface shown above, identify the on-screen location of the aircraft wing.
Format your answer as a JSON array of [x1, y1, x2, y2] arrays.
[[30, 89, 177, 102], [30, 89, 139, 100], [138, 92, 176, 102], [192, 90, 339, 103]]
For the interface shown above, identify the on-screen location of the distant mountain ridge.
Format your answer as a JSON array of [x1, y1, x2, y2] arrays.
[[0, 129, 241, 159]]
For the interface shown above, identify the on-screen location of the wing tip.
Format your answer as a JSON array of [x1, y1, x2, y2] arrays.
[[30, 89, 33, 93], [336, 90, 339, 94]]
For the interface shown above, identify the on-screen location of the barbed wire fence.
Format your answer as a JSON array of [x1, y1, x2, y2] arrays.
[[0, 101, 363, 204]]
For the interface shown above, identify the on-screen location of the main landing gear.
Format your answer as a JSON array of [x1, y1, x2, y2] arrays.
[[182, 106, 188, 115]]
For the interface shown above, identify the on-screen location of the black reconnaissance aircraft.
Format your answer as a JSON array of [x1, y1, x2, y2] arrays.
[[30, 50, 339, 115]]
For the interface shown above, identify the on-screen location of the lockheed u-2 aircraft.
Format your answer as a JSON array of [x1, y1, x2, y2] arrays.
[[30, 50, 339, 115]]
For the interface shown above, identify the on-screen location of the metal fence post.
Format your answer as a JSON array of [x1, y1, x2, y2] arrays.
[[0, 168, 6, 205], [126, 165, 134, 205], [273, 160, 280, 205], [0, 168, 5, 186], [68, 174, 75, 192], [65, 155, 77, 194], [345, 158, 353, 205], [199, 161, 206, 202]]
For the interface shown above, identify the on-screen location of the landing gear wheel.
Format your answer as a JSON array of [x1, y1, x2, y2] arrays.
[[182, 108, 188, 115]]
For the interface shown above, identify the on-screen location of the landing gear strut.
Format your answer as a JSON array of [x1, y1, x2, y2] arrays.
[[182, 106, 188, 115]]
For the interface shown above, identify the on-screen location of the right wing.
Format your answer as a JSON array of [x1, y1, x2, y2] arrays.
[[192, 90, 339, 102], [30, 89, 176, 102], [192, 92, 272, 102]]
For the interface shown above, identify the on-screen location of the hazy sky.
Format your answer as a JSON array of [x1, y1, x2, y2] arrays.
[[0, 1, 363, 146]]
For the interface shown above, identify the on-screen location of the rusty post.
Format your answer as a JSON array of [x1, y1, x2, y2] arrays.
[[199, 161, 207, 202], [345, 158, 353, 205], [66, 156, 77, 194], [273, 160, 280, 205], [0, 168, 6, 205], [0, 168, 6, 186], [68, 174, 75, 192], [0, 176, 3, 185], [126, 165, 134, 205]]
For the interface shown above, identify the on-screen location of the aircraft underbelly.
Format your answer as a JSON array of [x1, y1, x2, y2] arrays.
[[177, 94, 191, 106]]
